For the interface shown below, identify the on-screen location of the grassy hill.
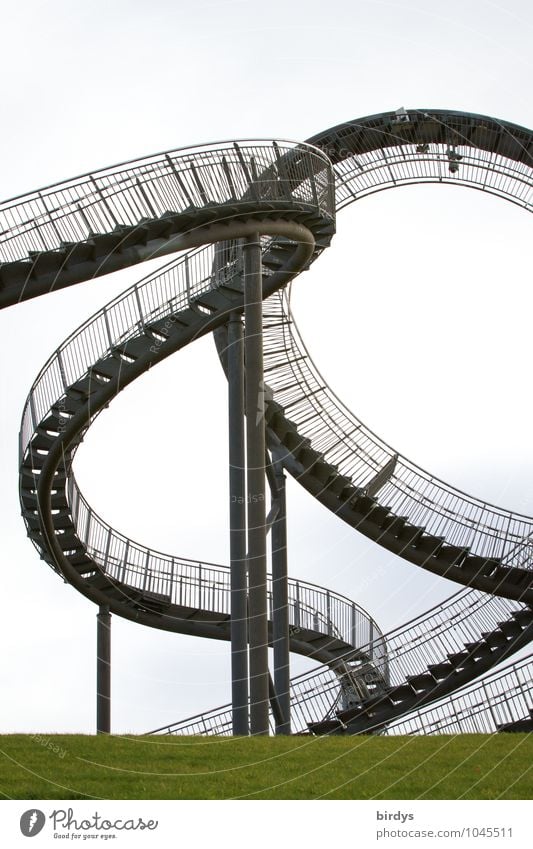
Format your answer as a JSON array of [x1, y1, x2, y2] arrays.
[[1, 734, 531, 800]]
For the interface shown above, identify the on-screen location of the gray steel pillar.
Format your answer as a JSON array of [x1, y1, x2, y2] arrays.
[[243, 233, 269, 736], [227, 311, 249, 735], [96, 604, 111, 734], [271, 462, 291, 734]]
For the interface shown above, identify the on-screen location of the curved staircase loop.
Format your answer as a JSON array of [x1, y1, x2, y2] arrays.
[[4, 111, 533, 735]]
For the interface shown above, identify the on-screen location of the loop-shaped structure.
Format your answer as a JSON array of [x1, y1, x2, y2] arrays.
[[4, 109, 533, 735]]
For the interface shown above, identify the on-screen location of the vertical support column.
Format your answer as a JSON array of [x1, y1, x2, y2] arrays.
[[271, 460, 291, 734], [96, 604, 111, 735], [228, 311, 249, 736], [243, 233, 269, 736]]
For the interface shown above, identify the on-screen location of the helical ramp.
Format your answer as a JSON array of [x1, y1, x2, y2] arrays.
[[3, 109, 533, 736]]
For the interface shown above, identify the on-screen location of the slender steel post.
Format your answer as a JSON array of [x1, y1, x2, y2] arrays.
[[227, 311, 249, 735], [243, 233, 269, 735], [271, 460, 291, 734], [96, 604, 111, 734]]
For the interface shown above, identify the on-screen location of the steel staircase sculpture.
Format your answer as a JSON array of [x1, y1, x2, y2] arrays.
[[3, 110, 532, 736]]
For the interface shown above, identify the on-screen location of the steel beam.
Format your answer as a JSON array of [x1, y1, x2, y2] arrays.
[[271, 458, 291, 734], [227, 310, 249, 735], [244, 233, 269, 736], [96, 604, 111, 734]]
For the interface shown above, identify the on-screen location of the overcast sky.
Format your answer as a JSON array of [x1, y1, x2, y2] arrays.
[[1, 0, 532, 735]]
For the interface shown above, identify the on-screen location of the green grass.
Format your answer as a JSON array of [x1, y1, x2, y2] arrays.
[[1, 734, 531, 800]]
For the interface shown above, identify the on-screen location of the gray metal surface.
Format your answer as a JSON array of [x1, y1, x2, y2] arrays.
[[227, 311, 248, 736]]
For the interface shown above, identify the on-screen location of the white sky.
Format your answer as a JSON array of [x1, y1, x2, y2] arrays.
[[1, 0, 532, 734]]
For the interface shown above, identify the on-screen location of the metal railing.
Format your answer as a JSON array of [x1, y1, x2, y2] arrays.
[[310, 109, 533, 212], [1, 140, 334, 263], [385, 653, 533, 735], [149, 586, 526, 735], [258, 122, 533, 569], [20, 243, 227, 454], [64, 473, 385, 662], [19, 137, 334, 458]]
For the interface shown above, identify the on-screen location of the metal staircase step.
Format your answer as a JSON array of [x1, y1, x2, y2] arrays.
[[30, 432, 57, 452], [447, 650, 470, 668], [499, 567, 531, 587], [511, 608, 533, 626], [56, 532, 83, 551], [50, 511, 74, 531], [89, 231, 137, 255], [21, 491, 68, 511], [497, 716, 533, 733], [219, 278, 244, 295], [138, 590, 172, 612], [379, 515, 408, 536], [427, 661, 454, 679], [72, 560, 97, 576], [463, 640, 492, 659], [481, 630, 509, 649], [405, 672, 437, 691], [90, 358, 123, 380], [147, 316, 179, 338], [111, 339, 145, 359], [497, 619, 523, 637], [85, 570, 115, 592], [397, 523, 426, 546], [437, 544, 469, 567], [325, 472, 354, 497], [343, 691, 396, 712], [387, 683, 418, 702], [416, 534, 445, 557], [338, 481, 358, 502], [363, 503, 392, 526], [349, 492, 378, 515], [66, 377, 93, 398], [462, 554, 502, 577], [191, 289, 233, 312], [310, 461, 335, 484], [25, 450, 49, 470], [38, 412, 68, 432], [308, 719, 347, 735], [28, 529, 44, 544], [26, 250, 67, 278], [172, 307, 205, 326], [284, 431, 313, 458], [0, 260, 33, 289], [69, 551, 95, 569]]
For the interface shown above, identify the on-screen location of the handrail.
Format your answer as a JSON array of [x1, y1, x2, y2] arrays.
[[0, 138, 330, 206], [63, 473, 385, 658], [0, 140, 333, 264], [385, 652, 533, 735]]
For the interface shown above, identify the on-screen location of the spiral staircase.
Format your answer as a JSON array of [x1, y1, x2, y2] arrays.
[[3, 109, 533, 736]]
